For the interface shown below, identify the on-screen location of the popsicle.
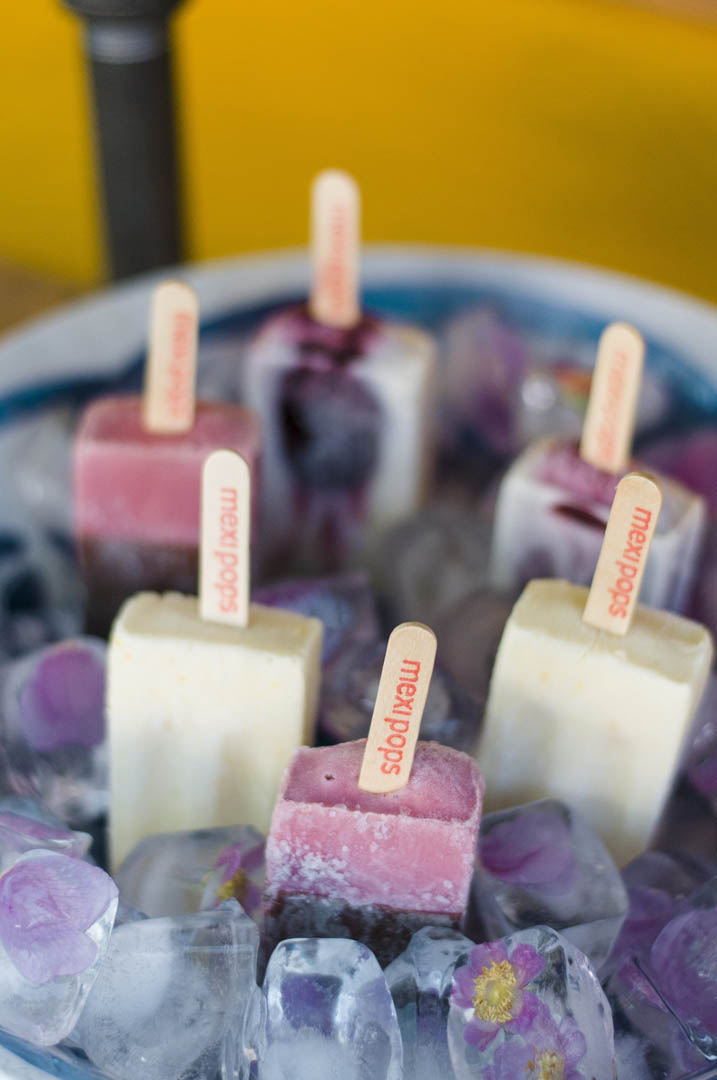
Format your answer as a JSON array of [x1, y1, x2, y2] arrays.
[[74, 281, 262, 635], [243, 170, 436, 575], [264, 623, 484, 965], [489, 323, 706, 612], [479, 473, 714, 865], [107, 449, 323, 869]]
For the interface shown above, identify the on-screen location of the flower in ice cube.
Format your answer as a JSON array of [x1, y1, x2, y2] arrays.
[[483, 1004, 587, 1080], [479, 805, 576, 896], [18, 641, 106, 752], [0, 850, 117, 984], [451, 940, 545, 1050], [648, 907, 717, 1037], [212, 839, 264, 915]]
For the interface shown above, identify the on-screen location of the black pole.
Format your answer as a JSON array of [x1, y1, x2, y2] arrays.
[[61, 0, 186, 280]]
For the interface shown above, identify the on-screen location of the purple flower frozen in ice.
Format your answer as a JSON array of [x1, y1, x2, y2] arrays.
[[451, 940, 545, 1050], [479, 805, 576, 897], [210, 840, 264, 915], [0, 850, 117, 985], [0, 810, 91, 861], [16, 641, 106, 752], [648, 907, 717, 1039], [483, 1003, 587, 1080]]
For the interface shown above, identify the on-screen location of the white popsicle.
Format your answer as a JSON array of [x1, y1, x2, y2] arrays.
[[479, 474, 714, 865]]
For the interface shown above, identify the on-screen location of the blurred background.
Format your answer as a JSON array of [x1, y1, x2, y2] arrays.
[[1, 0, 716, 325]]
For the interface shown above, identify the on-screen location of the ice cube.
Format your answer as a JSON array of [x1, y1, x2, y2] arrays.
[[643, 877, 717, 1060], [384, 926, 473, 1079], [0, 638, 108, 828], [447, 926, 616, 1079], [254, 571, 380, 665], [643, 430, 717, 516], [440, 307, 531, 458], [75, 899, 260, 1080], [432, 587, 513, 709], [115, 823, 265, 921], [260, 937, 402, 1080], [0, 808, 91, 869], [374, 502, 494, 627], [472, 799, 628, 971], [604, 856, 716, 1076], [686, 673, 717, 809], [318, 637, 480, 753], [0, 850, 117, 1046]]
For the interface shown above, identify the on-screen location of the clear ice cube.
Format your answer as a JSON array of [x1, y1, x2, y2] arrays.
[[374, 501, 495, 626], [254, 571, 380, 665], [384, 926, 473, 1080], [115, 823, 265, 921], [75, 899, 260, 1080], [318, 637, 480, 753], [260, 937, 402, 1080], [472, 799, 628, 971]]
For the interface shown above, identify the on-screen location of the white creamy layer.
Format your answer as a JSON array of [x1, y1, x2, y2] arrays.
[[107, 592, 323, 869], [489, 436, 706, 612], [479, 579, 713, 865]]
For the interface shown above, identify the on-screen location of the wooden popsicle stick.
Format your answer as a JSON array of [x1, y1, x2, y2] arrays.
[[358, 622, 438, 794], [583, 472, 662, 636], [142, 280, 199, 434], [308, 169, 361, 329], [579, 322, 645, 474], [199, 449, 251, 628]]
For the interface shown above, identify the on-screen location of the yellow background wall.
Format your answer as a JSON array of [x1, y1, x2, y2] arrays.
[[2, 0, 717, 301]]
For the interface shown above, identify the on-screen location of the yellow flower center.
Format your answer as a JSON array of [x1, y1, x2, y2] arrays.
[[538, 1050, 566, 1079], [216, 867, 249, 905], [528, 1050, 565, 1080], [472, 959, 518, 1023]]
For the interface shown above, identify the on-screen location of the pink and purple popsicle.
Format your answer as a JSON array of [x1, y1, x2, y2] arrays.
[[74, 395, 261, 635], [264, 739, 484, 964]]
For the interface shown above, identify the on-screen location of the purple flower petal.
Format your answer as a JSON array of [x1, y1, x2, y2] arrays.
[[18, 642, 106, 752], [451, 963, 478, 1009], [0, 812, 90, 860], [463, 1016, 500, 1051], [467, 940, 509, 977], [483, 1039, 536, 1080], [3, 919, 99, 985], [241, 842, 266, 875], [511, 990, 541, 1035], [559, 1017, 588, 1069], [0, 851, 117, 985], [510, 943, 546, 987], [242, 881, 263, 915], [479, 807, 575, 888]]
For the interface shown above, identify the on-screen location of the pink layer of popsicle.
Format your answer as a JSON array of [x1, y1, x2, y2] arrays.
[[74, 396, 262, 545], [265, 740, 484, 914]]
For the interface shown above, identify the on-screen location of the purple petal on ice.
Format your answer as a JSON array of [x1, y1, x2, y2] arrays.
[[510, 944, 546, 987], [480, 806, 575, 889], [0, 811, 79, 848], [18, 641, 106, 752], [0, 851, 117, 984], [451, 963, 478, 1009], [650, 908, 717, 1035], [462, 1015, 501, 1051]]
